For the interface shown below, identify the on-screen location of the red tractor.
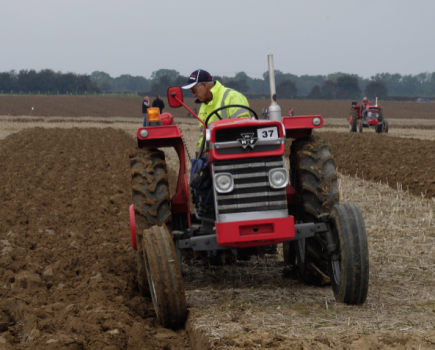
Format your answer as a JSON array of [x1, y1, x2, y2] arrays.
[[129, 58, 369, 329], [349, 100, 388, 133]]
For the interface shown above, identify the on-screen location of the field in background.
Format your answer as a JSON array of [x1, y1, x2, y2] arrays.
[[1, 95, 434, 119]]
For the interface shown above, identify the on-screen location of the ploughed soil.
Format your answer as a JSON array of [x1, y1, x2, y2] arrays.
[[0, 128, 189, 349], [320, 131, 435, 198]]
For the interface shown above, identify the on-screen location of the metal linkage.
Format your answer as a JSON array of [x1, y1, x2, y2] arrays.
[[173, 222, 329, 253]]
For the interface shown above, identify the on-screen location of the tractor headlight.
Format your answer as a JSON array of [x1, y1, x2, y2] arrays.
[[368, 112, 372, 117], [139, 129, 149, 138], [215, 173, 234, 193], [269, 168, 288, 189]]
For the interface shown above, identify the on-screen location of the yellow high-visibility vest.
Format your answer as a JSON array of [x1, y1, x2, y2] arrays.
[[196, 81, 250, 149]]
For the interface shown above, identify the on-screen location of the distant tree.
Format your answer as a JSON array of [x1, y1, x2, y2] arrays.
[[262, 70, 286, 85], [0, 71, 15, 91], [277, 79, 297, 99], [100, 81, 112, 91], [90, 71, 112, 82], [174, 75, 188, 87], [213, 75, 223, 83], [327, 72, 348, 82], [364, 81, 388, 100], [321, 80, 337, 99], [150, 74, 173, 95], [235, 71, 250, 92], [226, 80, 240, 91], [430, 72, 435, 95], [151, 69, 179, 80], [307, 85, 322, 99], [336, 74, 361, 99]]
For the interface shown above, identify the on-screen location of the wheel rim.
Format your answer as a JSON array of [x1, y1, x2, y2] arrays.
[[144, 252, 158, 313], [298, 238, 306, 263]]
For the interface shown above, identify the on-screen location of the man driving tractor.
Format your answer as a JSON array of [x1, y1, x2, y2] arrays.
[[361, 96, 371, 119], [182, 69, 251, 151]]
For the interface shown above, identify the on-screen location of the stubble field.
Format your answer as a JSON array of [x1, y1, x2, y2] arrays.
[[1, 98, 435, 349]]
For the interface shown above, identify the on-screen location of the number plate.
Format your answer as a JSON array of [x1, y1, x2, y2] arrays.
[[257, 127, 278, 141]]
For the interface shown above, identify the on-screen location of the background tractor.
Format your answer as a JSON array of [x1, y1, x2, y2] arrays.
[[349, 98, 388, 133], [129, 56, 369, 329]]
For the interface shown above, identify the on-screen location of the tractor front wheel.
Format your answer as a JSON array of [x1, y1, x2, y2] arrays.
[[290, 136, 340, 286], [130, 149, 172, 297], [328, 204, 369, 304], [142, 225, 187, 329], [383, 120, 389, 133], [357, 119, 363, 133]]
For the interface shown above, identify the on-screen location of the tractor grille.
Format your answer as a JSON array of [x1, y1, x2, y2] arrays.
[[212, 156, 287, 216]]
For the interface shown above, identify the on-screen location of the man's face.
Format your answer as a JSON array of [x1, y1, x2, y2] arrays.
[[191, 82, 208, 102]]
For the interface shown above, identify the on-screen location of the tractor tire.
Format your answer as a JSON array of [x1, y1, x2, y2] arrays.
[[375, 123, 383, 133], [383, 120, 389, 133], [290, 136, 340, 286], [142, 225, 187, 329], [130, 149, 171, 297], [350, 107, 358, 132], [357, 119, 363, 133], [328, 204, 369, 305]]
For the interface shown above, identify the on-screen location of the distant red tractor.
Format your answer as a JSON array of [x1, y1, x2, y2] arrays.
[[129, 57, 370, 329], [349, 100, 388, 133]]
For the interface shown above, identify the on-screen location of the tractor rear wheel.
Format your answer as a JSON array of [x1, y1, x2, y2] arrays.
[[130, 149, 171, 297], [328, 204, 369, 304], [142, 225, 187, 329], [350, 108, 358, 132], [290, 136, 340, 286]]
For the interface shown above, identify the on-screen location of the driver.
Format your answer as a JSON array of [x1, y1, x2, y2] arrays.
[[361, 97, 371, 119], [182, 69, 251, 151]]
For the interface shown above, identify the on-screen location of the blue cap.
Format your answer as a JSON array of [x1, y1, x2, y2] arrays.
[[182, 69, 213, 89]]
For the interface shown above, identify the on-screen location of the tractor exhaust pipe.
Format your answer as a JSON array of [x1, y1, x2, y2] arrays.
[[267, 55, 282, 122]]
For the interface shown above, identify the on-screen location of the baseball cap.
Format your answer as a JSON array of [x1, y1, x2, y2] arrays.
[[182, 69, 213, 89]]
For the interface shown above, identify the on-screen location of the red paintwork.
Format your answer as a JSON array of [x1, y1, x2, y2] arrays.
[[129, 204, 137, 251], [286, 185, 297, 205], [137, 125, 191, 227], [160, 113, 174, 125], [281, 115, 324, 139], [208, 118, 285, 162], [215, 216, 295, 247]]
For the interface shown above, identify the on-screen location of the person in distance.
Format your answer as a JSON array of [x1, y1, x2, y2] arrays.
[[152, 94, 165, 114]]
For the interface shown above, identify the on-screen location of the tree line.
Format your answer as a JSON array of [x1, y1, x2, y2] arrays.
[[1, 68, 434, 100], [0, 69, 100, 94], [91, 69, 435, 100]]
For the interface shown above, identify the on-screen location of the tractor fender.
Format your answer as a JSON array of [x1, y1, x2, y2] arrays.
[[129, 204, 137, 251]]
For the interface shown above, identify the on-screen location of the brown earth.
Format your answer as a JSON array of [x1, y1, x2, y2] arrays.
[[0, 128, 189, 349], [319, 131, 435, 198], [1, 95, 434, 120]]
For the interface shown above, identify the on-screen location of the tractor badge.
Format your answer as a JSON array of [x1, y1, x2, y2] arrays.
[[238, 133, 258, 149]]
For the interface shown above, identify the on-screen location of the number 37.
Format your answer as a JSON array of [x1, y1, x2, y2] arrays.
[[262, 130, 274, 138]]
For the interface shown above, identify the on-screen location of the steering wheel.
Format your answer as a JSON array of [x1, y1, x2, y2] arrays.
[[204, 104, 258, 127], [198, 105, 258, 158]]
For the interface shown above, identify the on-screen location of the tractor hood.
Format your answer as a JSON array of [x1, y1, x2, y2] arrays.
[[207, 119, 285, 162]]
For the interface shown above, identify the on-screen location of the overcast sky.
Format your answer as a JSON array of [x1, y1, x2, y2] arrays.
[[1, 0, 434, 79]]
